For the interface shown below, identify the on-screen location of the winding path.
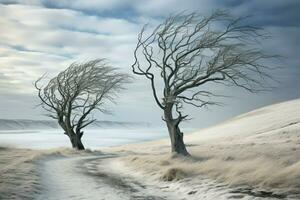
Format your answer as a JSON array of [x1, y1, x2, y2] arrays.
[[36, 155, 168, 200]]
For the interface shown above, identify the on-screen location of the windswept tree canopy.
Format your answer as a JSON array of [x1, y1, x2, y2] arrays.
[[133, 10, 276, 119], [35, 59, 131, 149], [132, 10, 277, 155]]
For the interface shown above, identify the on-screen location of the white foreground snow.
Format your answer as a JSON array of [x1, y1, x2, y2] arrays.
[[36, 154, 177, 200], [36, 155, 129, 200]]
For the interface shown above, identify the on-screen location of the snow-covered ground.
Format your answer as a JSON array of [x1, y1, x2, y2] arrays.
[[36, 154, 179, 200], [36, 155, 132, 200]]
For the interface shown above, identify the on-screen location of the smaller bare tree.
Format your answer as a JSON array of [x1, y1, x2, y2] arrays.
[[35, 59, 131, 150], [132, 11, 277, 156]]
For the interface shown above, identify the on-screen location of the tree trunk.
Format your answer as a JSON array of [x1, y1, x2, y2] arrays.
[[73, 134, 85, 150], [164, 104, 190, 156], [66, 131, 85, 150]]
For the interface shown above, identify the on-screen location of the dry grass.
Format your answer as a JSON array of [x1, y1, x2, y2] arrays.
[[120, 137, 300, 197], [161, 168, 187, 181], [115, 122, 300, 198], [0, 146, 94, 200], [0, 146, 41, 200]]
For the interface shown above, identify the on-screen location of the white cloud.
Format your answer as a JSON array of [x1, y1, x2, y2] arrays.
[[0, 3, 141, 94], [43, 0, 130, 11]]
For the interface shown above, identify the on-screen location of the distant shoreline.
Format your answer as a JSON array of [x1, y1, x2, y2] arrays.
[[0, 119, 153, 130]]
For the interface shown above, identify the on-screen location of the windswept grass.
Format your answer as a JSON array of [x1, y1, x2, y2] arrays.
[[0, 146, 94, 200]]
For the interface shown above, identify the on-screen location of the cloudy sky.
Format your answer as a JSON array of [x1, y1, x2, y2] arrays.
[[0, 0, 299, 128]]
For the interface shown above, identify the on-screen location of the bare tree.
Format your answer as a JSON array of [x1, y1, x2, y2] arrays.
[[35, 59, 131, 150], [132, 11, 277, 156]]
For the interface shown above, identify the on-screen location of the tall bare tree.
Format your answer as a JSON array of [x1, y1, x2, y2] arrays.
[[132, 11, 276, 156], [35, 59, 130, 150]]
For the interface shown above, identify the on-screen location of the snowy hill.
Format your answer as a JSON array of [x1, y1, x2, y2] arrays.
[[187, 98, 300, 142]]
